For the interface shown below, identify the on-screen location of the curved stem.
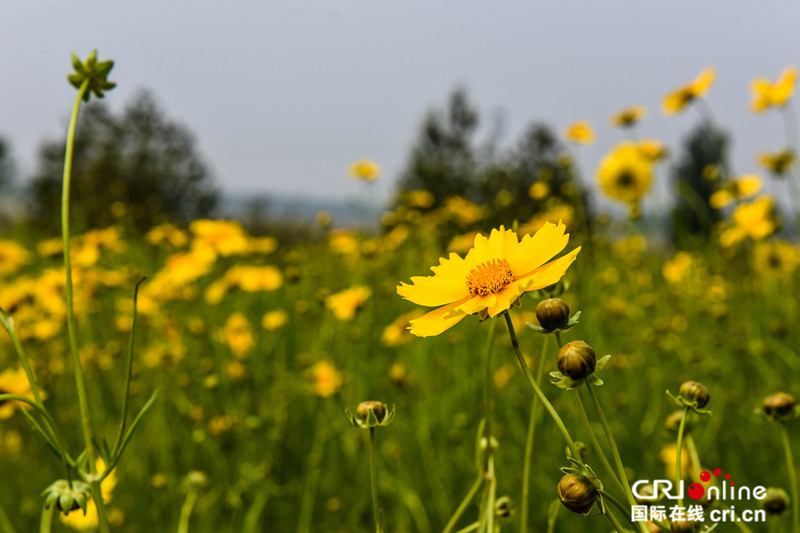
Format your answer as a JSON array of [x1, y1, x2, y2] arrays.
[[442, 474, 482, 533], [675, 407, 689, 508], [571, 390, 624, 493], [369, 427, 382, 533], [599, 499, 625, 533], [780, 423, 800, 533], [177, 488, 199, 533], [39, 505, 53, 533], [520, 336, 548, 533], [503, 313, 582, 463]]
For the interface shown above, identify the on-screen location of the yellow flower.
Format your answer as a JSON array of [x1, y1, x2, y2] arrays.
[[596, 142, 653, 208], [60, 459, 117, 530], [262, 309, 289, 331], [719, 195, 776, 247], [759, 149, 796, 176], [662, 252, 693, 284], [0, 368, 35, 420], [610, 105, 647, 128], [222, 312, 254, 358], [405, 190, 435, 209], [310, 361, 343, 397], [564, 121, 595, 144], [146, 224, 188, 248], [226, 265, 283, 292], [381, 310, 425, 347], [325, 286, 372, 321], [529, 182, 550, 200], [397, 223, 580, 337], [709, 174, 762, 209], [663, 67, 716, 115], [0, 241, 30, 277], [637, 139, 667, 162], [190, 219, 250, 257], [518, 204, 575, 236], [753, 240, 799, 278], [750, 66, 798, 113], [348, 159, 380, 181]]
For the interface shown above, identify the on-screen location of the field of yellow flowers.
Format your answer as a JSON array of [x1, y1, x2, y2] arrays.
[[2, 55, 800, 533]]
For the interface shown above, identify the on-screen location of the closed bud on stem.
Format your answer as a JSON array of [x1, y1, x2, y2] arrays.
[[357, 401, 387, 424], [536, 298, 570, 332], [494, 496, 515, 521], [566, 441, 588, 462], [679, 381, 710, 409], [762, 392, 796, 419], [557, 341, 596, 380], [556, 473, 597, 515], [670, 518, 698, 532], [761, 487, 790, 515]]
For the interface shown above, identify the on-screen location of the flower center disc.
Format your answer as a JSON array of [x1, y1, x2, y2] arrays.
[[466, 259, 514, 297]]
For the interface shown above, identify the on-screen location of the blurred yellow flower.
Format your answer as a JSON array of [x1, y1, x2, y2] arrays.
[[662, 252, 693, 284], [759, 149, 796, 176], [663, 67, 715, 115], [381, 310, 425, 347], [222, 312, 254, 358], [596, 142, 653, 210], [610, 105, 647, 128], [0, 368, 35, 420], [190, 219, 250, 257], [310, 361, 343, 397], [518, 204, 575, 236], [719, 195, 776, 247], [60, 459, 117, 530], [753, 240, 799, 278], [247, 236, 278, 255], [325, 286, 372, 321], [397, 223, 580, 337], [0, 241, 30, 276], [529, 181, 550, 200], [348, 159, 380, 182], [564, 121, 595, 144], [226, 265, 283, 292], [750, 66, 798, 113], [262, 309, 289, 331], [709, 174, 762, 209], [442, 196, 484, 226], [146, 224, 188, 248], [405, 190, 435, 209], [637, 139, 667, 162]]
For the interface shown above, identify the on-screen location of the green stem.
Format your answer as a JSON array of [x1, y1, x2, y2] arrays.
[[780, 424, 800, 533], [520, 336, 548, 533], [296, 406, 326, 533], [599, 499, 625, 533], [454, 522, 480, 533], [571, 390, 624, 493], [503, 313, 582, 461], [369, 427, 382, 533], [62, 79, 106, 531], [39, 505, 53, 533], [478, 457, 496, 533], [177, 488, 199, 533], [603, 491, 647, 532], [675, 407, 689, 508], [685, 436, 702, 481], [442, 474, 483, 533], [482, 318, 498, 472], [0, 501, 17, 533]]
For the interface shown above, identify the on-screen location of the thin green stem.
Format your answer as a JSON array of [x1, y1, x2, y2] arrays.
[[39, 505, 53, 533], [369, 427, 382, 533], [503, 313, 582, 462], [454, 522, 479, 533], [177, 488, 199, 533], [586, 383, 647, 533], [0, 501, 17, 533], [685, 436, 702, 481], [296, 406, 326, 533], [482, 318, 498, 472], [603, 491, 646, 532], [442, 474, 483, 533], [599, 499, 625, 533], [571, 390, 624, 493], [675, 407, 689, 508], [780, 424, 800, 533], [478, 457, 496, 533], [520, 336, 548, 533]]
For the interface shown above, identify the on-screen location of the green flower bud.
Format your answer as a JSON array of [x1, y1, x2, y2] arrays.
[[761, 487, 790, 515], [670, 518, 697, 533], [679, 381, 710, 409], [42, 480, 92, 517], [763, 392, 796, 419], [557, 473, 597, 515], [566, 441, 588, 463], [536, 298, 570, 332], [494, 496, 515, 521], [357, 401, 387, 424], [557, 341, 596, 380], [634, 483, 656, 505]]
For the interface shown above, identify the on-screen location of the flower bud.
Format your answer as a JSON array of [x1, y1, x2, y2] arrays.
[[761, 487, 790, 515], [664, 410, 694, 436], [763, 392, 796, 418], [566, 441, 588, 463], [357, 401, 387, 424], [557, 473, 597, 515], [557, 341, 596, 380], [536, 298, 570, 332], [494, 496, 515, 521], [679, 381, 710, 409], [670, 518, 697, 533]]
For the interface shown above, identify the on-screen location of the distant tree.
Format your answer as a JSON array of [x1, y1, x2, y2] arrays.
[[0, 136, 14, 191], [671, 123, 728, 245], [395, 88, 480, 207], [29, 90, 218, 233]]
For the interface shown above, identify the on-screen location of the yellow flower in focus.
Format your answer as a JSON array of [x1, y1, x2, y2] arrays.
[[719, 195, 776, 247], [0, 368, 35, 420], [310, 360, 343, 397], [60, 459, 117, 530], [397, 223, 580, 337], [750, 66, 798, 112], [222, 312, 254, 358], [348, 159, 380, 182], [662, 68, 716, 115], [596, 142, 653, 209], [759, 149, 796, 176], [753, 240, 799, 278], [564, 121, 595, 144], [381, 310, 425, 347], [610, 105, 647, 128], [709, 174, 762, 209], [0, 241, 30, 276], [529, 182, 550, 200], [262, 309, 289, 331], [325, 286, 372, 321]]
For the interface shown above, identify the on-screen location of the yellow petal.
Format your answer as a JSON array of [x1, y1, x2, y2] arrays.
[[397, 276, 467, 307], [510, 221, 570, 277], [408, 300, 470, 337], [521, 246, 581, 291]]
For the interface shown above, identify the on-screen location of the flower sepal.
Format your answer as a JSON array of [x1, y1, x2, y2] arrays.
[[43, 480, 92, 517], [346, 401, 395, 429], [68, 49, 116, 102], [666, 389, 712, 416], [549, 354, 610, 390], [527, 310, 580, 334]]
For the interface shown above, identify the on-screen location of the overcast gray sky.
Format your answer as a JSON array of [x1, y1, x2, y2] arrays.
[[2, 1, 800, 211]]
